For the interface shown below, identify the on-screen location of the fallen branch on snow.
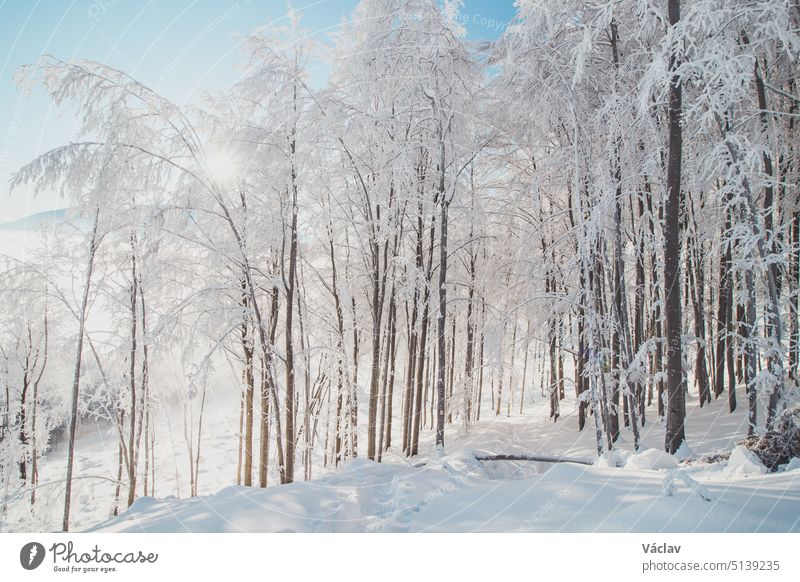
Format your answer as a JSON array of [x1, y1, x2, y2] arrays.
[[474, 453, 594, 466]]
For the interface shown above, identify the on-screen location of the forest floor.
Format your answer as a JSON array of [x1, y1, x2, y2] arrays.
[[2, 372, 800, 532], [7, 384, 791, 533]]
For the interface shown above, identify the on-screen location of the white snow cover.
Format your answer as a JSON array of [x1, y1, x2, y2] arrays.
[[593, 449, 631, 468], [624, 448, 679, 471], [724, 446, 768, 478], [4, 376, 799, 533], [90, 453, 800, 533], [85, 406, 800, 533]]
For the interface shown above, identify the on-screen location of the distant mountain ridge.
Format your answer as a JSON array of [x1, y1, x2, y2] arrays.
[[0, 208, 75, 231]]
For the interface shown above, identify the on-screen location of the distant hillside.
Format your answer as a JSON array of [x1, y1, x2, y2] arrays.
[[0, 208, 73, 231], [1, 205, 189, 235]]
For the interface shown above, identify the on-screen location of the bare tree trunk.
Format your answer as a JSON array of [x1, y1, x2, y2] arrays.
[[63, 205, 100, 532], [790, 212, 799, 386], [18, 370, 29, 482], [410, 304, 429, 457], [367, 244, 383, 459], [30, 308, 48, 505], [402, 223, 422, 454], [236, 390, 243, 486], [411, 206, 435, 457], [283, 81, 301, 483], [297, 266, 313, 481], [241, 286, 254, 487], [646, 191, 664, 417], [325, 215, 352, 466], [447, 314, 457, 423], [715, 210, 732, 403], [143, 398, 150, 497], [193, 381, 207, 496], [557, 319, 565, 401], [508, 320, 518, 416], [150, 422, 155, 496], [688, 220, 712, 410], [547, 271, 560, 421], [748, 42, 783, 427], [259, 284, 279, 487], [383, 297, 398, 452], [576, 305, 586, 429], [664, 0, 686, 454], [549, 309, 560, 421], [377, 291, 396, 461], [726, 265, 738, 413], [112, 427, 123, 517], [496, 323, 505, 416], [734, 260, 759, 436], [464, 245, 477, 426], [350, 293, 359, 458], [402, 298, 417, 454], [476, 301, 485, 422], [634, 179, 647, 426], [520, 321, 530, 416], [425, 343, 434, 429], [126, 234, 139, 508], [608, 20, 640, 446], [137, 282, 149, 498], [435, 189, 449, 450], [787, 79, 798, 388]]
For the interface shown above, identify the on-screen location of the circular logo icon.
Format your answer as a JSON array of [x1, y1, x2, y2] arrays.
[[20, 542, 46, 570]]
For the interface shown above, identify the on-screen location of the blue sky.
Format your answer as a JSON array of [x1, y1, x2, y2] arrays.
[[0, 0, 516, 221]]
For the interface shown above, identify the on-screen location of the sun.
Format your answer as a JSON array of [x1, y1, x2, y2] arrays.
[[205, 148, 239, 184]]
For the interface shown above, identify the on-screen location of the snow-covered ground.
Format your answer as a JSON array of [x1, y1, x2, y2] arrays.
[[5, 379, 797, 533], [87, 450, 800, 533]]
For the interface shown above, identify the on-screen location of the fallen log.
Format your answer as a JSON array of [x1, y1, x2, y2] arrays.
[[474, 453, 594, 466]]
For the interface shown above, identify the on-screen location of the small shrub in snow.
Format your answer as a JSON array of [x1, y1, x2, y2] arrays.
[[739, 406, 800, 471], [680, 451, 731, 466]]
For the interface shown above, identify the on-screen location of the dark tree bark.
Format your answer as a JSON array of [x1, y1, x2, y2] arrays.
[[715, 210, 732, 403], [240, 285, 254, 487], [664, 0, 686, 454], [382, 296, 398, 453], [366, 228, 384, 459], [447, 314, 457, 423], [790, 212, 799, 385], [687, 198, 712, 407], [435, 191, 449, 449], [410, 199, 435, 456], [634, 175, 647, 425], [476, 301, 486, 422], [726, 264, 738, 413], [126, 234, 139, 508], [464, 236, 477, 424], [283, 81, 301, 483], [568, 179, 588, 429], [259, 283, 279, 487], [748, 44, 783, 428], [520, 320, 530, 416], [646, 188, 664, 418], [787, 79, 798, 387], [30, 307, 48, 504]]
